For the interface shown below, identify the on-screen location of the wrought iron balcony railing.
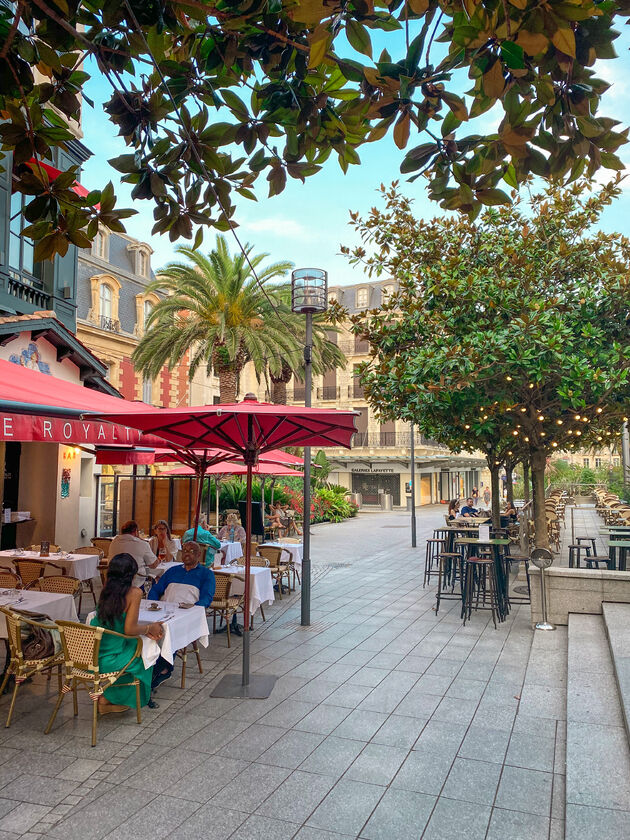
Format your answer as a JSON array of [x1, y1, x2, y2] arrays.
[[340, 432, 448, 450], [100, 315, 120, 332], [317, 386, 340, 400]]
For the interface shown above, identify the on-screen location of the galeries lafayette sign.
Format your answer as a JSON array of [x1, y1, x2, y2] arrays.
[[0, 413, 148, 445]]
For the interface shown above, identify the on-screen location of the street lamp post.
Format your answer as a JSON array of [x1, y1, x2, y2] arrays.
[[291, 268, 328, 627]]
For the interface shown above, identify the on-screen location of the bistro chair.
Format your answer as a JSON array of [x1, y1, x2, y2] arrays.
[[14, 559, 66, 588], [0, 571, 21, 589], [247, 557, 269, 621], [45, 620, 143, 747], [0, 606, 63, 728], [72, 547, 102, 613], [28, 544, 61, 554], [462, 557, 501, 630], [176, 642, 203, 689], [27, 575, 82, 597], [90, 538, 113, 556], [258, 545, 290, 598], [208, 572, 244, 648]]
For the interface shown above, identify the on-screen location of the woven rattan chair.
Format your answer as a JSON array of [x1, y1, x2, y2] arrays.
[[0, 571, 21, 588], [27, 576, 82, 597], [208, 572, 244, 647], [258, 545, 290, 598], [28, 544, 61, 553], [176, 642, 203, 689], [97, 558, 109, 587], [0, 606, 63, 727], [14, 559, 65, 587], [45, 620, 143, 747], [247, 558, 269, 621], [71, 547, 103, 613], [90, 538, 113, 556]]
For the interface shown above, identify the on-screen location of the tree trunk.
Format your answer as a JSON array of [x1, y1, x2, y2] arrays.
[[530, 447, 549, 549], [489, 465, 501, 529], [505, 463, 514, 508], [217, 367, 238, 403], [522, 459, 530, 504], [270, 378, 287, 404]]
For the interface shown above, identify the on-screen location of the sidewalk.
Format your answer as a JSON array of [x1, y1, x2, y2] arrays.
[[0, 508, 562, 840]]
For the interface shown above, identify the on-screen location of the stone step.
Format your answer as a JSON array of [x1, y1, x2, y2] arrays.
[[603, 602, 630, 744], [565, 613, 630, 840]]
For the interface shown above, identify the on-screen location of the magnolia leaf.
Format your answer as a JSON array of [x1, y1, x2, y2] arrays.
[[308, 33, 330, 68], [501, 42, 525, 70], [483, 60, 505, 100], [408, 0, 430, 14], [346, 19, 373, 59], [393, 111, 411, 149], [551, 26, 576, 58], [442, 92, 468, 121], [516, 30, 550, 56]]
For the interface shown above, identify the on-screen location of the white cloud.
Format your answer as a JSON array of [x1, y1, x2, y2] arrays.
[[242, 217, 315, 240]]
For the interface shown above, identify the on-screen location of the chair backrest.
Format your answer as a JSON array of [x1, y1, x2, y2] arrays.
[[212, 573, 232, 601], [0, 606, 24, 661], [14, 560, 46, 586], [0, 571, 21, 589], [28, 544, 60, 553], [73, 546, 104, 559], [282, 538, 301, 544], [30, 576, 81, 596], [55, 620, 102, 674], [249, 557, 270, 567], [258, 546, 283, 567], [91, 538, 113, 555]]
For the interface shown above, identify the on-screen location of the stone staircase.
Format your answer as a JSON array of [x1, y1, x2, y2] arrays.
[[565, 606, 630, 839]]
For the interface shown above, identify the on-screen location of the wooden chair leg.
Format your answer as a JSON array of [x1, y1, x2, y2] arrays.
[[72, 681, 78, 716], [91, 698, 98, 747], [135, 681, 141, 724], [0, 667, 11, 698], [180, 647, 187, 689], [193, 642, 202, 674], [45, 685, 65, 735], [5, 680, 20, 727], [259, 603, 265, 622], [225, 611, 231, 648], [88, 579, 97, 607]]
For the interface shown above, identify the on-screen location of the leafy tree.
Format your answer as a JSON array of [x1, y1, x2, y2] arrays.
[[132, 234, 295, 402], [345, 179, 630, 548], [1, 0, 628, 259]]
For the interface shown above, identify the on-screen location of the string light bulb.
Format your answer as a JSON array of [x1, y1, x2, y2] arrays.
[[552, 442, 558, 447], [506, 376, 512, 381], [596, 407, 603, 414], [538, 415, 544, 421], [513, 431, 518, 436], [574, 414, 581, 420], [529, 383, 534, 389], [520, 408, 526, 413], [557, 420, 563, 425]]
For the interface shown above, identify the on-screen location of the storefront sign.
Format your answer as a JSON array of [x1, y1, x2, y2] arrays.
[[351, 467, 395, 473], [0, 414, 146, 445]]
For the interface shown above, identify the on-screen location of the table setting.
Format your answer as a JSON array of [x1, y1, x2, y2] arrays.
[[260, 541, 303, 569], [219, 541, 243, 564], [0, 588, 79, 637], [0, 549, 99, 582]]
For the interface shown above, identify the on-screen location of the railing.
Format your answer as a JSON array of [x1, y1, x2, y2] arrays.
[[350, 382, 365, 399], [348, 432, 447, 449], [338, 339, 370, 355], [292, 387, 306, 402], [100, 315, 120, 332], [7, 275, 50, 309], [317, 386, 340, 400]]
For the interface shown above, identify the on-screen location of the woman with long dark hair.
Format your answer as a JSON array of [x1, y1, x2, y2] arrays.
[[90, 553, 163, 715], [149, 519, 178, 562]]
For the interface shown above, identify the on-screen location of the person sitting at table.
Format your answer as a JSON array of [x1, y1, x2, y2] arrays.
[[265, 503, 286, 537], [108, 520, 159, 589], [503, 500, 518, 522], [447, 499, 460, 520], [218, 513, 246, 543], [460, 497, 479, 518], [182, 514, 221, 566], [147, 541, 215, 690], [149, 520, 179, 563], [90, 552, 164, 715]]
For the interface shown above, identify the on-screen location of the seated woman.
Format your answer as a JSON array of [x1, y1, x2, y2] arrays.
[[447, 499, 460, 520], [182, 514, 221, 566], [90, 553, 163, 715], [266, 503, 287, 537], [148, 519, 178, 562], [503, 501, 518, 522], [218, 513, 246, 543]]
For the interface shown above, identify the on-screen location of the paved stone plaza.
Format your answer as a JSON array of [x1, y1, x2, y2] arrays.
[[0, 507, 570, 839]]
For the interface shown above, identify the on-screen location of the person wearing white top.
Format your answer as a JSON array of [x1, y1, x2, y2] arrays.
[[108, 520, 159, 589]]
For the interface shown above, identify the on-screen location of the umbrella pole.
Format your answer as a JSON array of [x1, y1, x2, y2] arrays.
[[192, 459, 206, 541], [242, 463, 253, 687], [215, 476, 220, 530]]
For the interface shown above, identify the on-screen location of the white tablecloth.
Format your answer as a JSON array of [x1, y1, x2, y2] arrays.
[[87, 600, 209, 668], [0, 589, 78, 636], [218, 566, 274, 616], [220, 542, 243, 563], [261, 542, 303, 569], [0, 550, 99, 581]]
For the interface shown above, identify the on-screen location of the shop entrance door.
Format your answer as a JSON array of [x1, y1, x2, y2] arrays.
[[352, 473, 400, 506], [1, 443, 21, 550]]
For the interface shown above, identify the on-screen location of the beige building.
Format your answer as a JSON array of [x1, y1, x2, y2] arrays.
[[242, 278, 485, 507]]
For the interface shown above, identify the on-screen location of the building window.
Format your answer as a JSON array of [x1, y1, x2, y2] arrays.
[[356, 288, 368, 308], [144, 299, 153, 329], [93, 230, 106, 259], [382, 284, 394, 303], [8, 191, 39, 283], [142, 377, 153, 404], [100, 283, 112, 319], [595, 458, 603, 468], [583, 458, 590, 468]]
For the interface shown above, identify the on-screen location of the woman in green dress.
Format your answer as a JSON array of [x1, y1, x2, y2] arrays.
[[90, 553, 164, 715]]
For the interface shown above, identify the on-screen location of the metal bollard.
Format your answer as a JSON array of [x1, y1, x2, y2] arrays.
[[530, 548, 556, 631]]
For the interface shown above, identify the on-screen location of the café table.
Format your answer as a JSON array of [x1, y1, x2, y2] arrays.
[[220, 541, 243, 564], [0, 588, 79, 636], [608, 540, 630, 572], [455, 537, 511, 621], [217, 565, 274, 617], [88, 600, 209, 668], [0, 550, 99, 582], [260, 541, 303, 569]]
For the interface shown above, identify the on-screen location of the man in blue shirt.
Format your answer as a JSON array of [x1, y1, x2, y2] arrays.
[[148, 541, 215, 690], [460, 497, 479, 517], [182, 515, 222, 566]]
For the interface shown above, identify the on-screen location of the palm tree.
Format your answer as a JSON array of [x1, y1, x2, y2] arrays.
[[266, 287, 347, 405], [132, 236, 297, 403]]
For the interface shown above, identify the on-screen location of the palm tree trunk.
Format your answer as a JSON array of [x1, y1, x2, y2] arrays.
[[217, 367, 238, 403], [270, 379, 287, 405]]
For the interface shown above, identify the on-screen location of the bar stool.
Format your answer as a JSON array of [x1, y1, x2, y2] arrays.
[[568, 544, 586, 568], [576, 536, 597, 556], [424, 538, 446, 588], [505, 554, 531, 604], [434, 552, 463, 615], [462, 556, 500, 629]]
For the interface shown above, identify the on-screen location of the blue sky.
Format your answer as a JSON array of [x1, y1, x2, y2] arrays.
[[80, 26, 630, 286]]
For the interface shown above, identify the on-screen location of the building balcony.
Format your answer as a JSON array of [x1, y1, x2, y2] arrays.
[[346, 432, 447, 450], [100, 315, 120, 332], [350, 382, 365, 399], [338, 339, 370, 355], [317, 385, 340, 401], [292, 386, 306, 402], [7, 275, 51, 310]]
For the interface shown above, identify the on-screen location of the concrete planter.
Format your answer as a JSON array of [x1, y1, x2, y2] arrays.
[[529, 566, 630, 627]]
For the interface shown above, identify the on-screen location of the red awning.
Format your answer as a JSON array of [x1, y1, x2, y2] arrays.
[[0, 359, 159, 445], [26, 159, 95, 203]]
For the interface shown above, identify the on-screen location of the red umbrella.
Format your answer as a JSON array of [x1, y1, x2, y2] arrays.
[[85, 395, 357, 698]]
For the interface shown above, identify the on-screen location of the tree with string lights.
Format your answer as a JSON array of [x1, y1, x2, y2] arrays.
[[344, 177, 630, 548], [0, 0, 628, 259]]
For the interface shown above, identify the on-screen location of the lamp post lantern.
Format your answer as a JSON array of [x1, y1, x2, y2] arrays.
[[291, 268, 328, 626]]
